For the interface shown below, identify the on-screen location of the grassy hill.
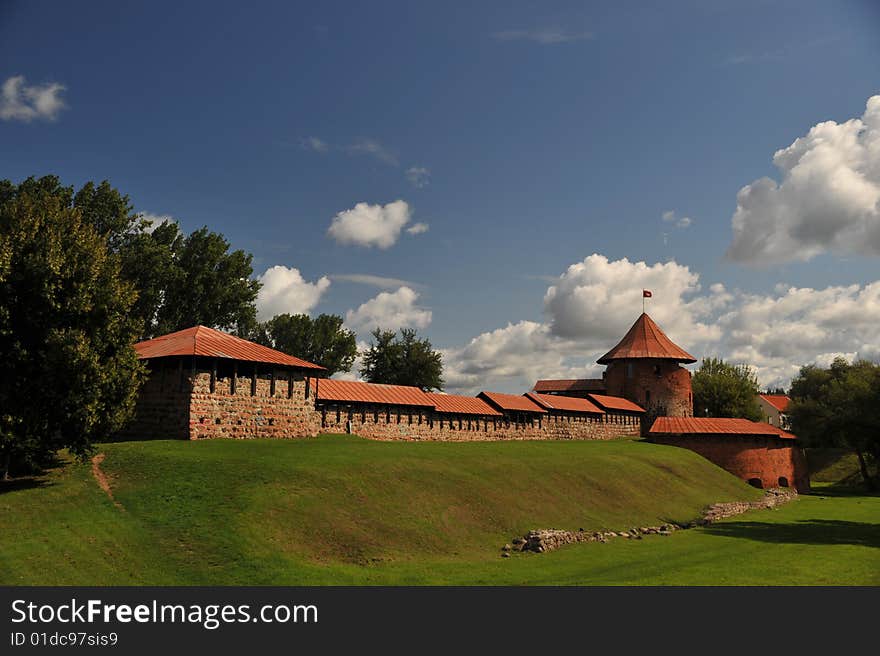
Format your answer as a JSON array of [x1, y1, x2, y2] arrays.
[[1, 435, 876, 585]]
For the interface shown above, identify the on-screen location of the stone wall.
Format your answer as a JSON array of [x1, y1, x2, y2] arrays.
[[116, 365, 190, 440], [649, 434, 810, 493], [188, 371, 322, 440], [605, 359, 693, 418], [316, 405, 641, 441], [122, 367, 643, 443]]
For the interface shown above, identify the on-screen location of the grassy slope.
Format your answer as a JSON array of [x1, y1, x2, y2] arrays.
[[1, 436, 876, 585]]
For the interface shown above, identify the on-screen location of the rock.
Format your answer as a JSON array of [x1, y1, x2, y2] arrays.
[[501, 552, 510, 558], [502, 544, 511, 552]]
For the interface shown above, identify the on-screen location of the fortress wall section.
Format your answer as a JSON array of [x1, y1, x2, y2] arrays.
[[115, 360, 191, 441], [649, 434, 810, 493]]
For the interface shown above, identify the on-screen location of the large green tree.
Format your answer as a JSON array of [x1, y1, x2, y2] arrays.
[[2, 176, 261, 340], [126, 224, 260, 338], [254, 313, 357, 375], [361, 328, 443, 391], [691, 357, 762, 421], [789, 357, 879, 489], [0, 181, 144, 479]]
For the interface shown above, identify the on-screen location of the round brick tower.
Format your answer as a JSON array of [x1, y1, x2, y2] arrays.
[[598, 313, 695, 419]]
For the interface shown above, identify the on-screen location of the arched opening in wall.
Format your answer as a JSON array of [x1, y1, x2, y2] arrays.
[[778, 476, 789, 488], [653, 364, 661, 377], [747, 478, 763, 489]]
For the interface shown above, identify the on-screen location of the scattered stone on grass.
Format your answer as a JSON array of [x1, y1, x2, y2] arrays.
[[510, 488, 797, 554]]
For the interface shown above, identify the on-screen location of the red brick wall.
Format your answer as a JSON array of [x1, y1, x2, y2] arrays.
[[605, 360, 693, 417], [650, 434, 810, 493]]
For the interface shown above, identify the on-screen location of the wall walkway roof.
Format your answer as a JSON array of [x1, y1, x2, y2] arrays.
[[134, 325, 324, 370]]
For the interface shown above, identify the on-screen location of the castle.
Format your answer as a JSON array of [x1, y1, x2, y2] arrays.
[[118, 313, 809, 492]]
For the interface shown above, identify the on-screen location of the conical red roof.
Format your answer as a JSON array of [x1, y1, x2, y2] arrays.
[[597, 313, 695, 364], [134, 325, 325, 370]]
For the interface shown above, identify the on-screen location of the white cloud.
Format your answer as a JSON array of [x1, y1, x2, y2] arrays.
[[440, 253, 880, 395], [727, 94, 880, 263], [137, 212, 175, 233], [406, 222, 429, 235], [344, 286, 432, 334], [330, 273, 419, 289], [662, 210, 693, 229], [327, 200, 412, 249], [491, 28, 593, 44], [543, 254, 721, 346], [300, 136, 328, 152], [1, 75, 66, 122], [346, 138, 398, 165], [441, 321, 600, 395], [406, 167, 430, 188], [331, 340, 369, 382], [256, 266, 331, 321]]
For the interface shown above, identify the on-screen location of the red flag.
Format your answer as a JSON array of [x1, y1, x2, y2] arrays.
[[643, 290, 652, 298]]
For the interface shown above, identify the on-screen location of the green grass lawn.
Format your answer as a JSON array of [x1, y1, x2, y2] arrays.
[[1, 435, 876, 585]]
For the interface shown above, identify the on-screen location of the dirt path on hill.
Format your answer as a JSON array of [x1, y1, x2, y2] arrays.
[[91, 453, 125, 511]]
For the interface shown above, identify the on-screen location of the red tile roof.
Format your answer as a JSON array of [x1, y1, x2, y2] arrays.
[[532, 378, 606, 393], [759, 394, 790, 412], [134, 325, 324, 370], [425, 393, 502, 416], [314, 378, 434, 407], [587, 393, 645, 413], [597, 313, 696, 364], [478, 391, 547, 414], [525, 392, 605, 415], [649, 417, 796, 440]]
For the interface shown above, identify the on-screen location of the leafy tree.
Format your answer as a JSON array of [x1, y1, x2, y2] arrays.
[[691, 357, 762, 421], [789, 357, 879, 489], [0, 181, 143, 479], [129, 225, 260, 338], [1, 176, 261, 340], [361, 328, 443, 391], [255, 313, 357, 375]]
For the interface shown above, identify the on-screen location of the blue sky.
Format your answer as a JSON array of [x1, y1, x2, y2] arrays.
[[2, 0, 880, 392]]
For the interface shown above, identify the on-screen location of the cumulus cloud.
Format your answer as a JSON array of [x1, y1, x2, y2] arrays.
[[406, 222, 429, 235], [441, 321, 600, 395], [137, 211, 175, 233], [344, 287, 432, 334], [256, 266, 331, 321], [491, 28, 593, 44], [1, 75, 66, 122], [331, 340, 369, 382], [544, 254, 720, 346], [406, 167, 431, 188], [327, 200, 415, 249], [440, 253, 880, 394], [727, 94, 880, 263]]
